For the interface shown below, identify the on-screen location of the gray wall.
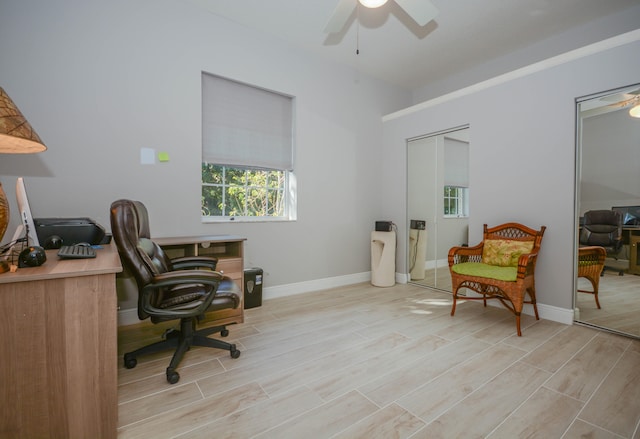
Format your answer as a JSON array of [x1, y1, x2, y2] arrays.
[[0, 0, 410, 304], [411, 4, 640, 103], [1, 0, 639, 323], [581, 108, 640, 214], [382, 35, 640, 318]]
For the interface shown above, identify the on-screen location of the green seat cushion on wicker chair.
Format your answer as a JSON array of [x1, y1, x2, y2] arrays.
[[451, 262, 518, 282]]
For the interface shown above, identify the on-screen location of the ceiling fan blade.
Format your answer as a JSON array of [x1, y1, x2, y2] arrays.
[[394, 0, 438, 26], [324, 0, 356, 34]]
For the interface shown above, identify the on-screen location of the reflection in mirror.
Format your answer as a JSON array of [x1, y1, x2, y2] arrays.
[[407, 126, 469, 292], [575, 82, 640, 339]]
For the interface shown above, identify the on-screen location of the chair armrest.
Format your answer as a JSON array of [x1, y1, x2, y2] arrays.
[[141, 270, 226, 318], [171, 255, 218, 270], [578, 246, 606, 263], [612, 237, 623, 252], [516, 251, 539, 278], [448, 243, 483, 266]]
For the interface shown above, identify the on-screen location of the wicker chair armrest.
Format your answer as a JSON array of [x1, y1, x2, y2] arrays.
[[578, 246, 606, 263], [448, 243, 483, 266], [516, 251, 539, 278]]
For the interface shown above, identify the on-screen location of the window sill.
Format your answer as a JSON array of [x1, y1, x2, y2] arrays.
[[202, 216, 296, 224]]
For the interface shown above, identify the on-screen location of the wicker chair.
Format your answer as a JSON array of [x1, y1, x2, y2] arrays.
[[577, 246, 606, 309], [448, 223, 546, 336]]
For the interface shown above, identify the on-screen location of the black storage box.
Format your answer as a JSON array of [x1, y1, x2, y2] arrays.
[[375, 221, 393, 232], [244, 267, 263, 309]]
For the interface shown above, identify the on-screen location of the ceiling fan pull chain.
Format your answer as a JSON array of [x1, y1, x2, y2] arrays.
[[356, 3, 360, 55]]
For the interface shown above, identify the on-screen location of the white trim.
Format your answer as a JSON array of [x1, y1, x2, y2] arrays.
[[482, 299, 574, 325], [537, 303, 574, 325], [263, 271, 371, 299], [117, 272, 574, 327], [383, 29, 640, 122], [118, 308, 140, 327]]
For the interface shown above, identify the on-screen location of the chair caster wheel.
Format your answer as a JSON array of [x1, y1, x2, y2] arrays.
[[166, 368, 180, 384], [230, 347, 241, 359], [124, 354, 137, 369], [221, 329, 229, 337]]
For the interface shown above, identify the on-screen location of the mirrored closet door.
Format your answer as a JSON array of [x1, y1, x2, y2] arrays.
[[575, 83, 640, 338], [407, 126, 470, 291]]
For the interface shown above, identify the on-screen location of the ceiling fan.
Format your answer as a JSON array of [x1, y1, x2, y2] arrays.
[[324, 0, 439, 34], [605, 88, 640, 117]]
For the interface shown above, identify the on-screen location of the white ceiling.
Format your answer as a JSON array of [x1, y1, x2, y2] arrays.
[[179, 0, 640, 92]]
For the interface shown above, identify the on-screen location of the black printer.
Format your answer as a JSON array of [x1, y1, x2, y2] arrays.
[[34, 218, 107, 248]]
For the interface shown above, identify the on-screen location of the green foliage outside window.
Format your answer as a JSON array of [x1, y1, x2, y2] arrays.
[[202, 163, 286, 218], [444, 185, 468, 217]]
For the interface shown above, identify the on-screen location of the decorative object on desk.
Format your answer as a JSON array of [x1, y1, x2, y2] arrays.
[[0, 87, 48, 273], [0, 183, 7, 242], [18, 245, 46, 267], [0, 183, 8, 273]]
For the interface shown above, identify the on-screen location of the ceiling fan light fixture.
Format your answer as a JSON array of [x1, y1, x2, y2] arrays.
[[629, 104, 640, 118], [359, 0, 388, 8]]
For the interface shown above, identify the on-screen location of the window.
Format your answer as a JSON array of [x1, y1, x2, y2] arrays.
[[202, 165, 287, 217], [444, 185, 468, 217], [201, 73, 295, 221]]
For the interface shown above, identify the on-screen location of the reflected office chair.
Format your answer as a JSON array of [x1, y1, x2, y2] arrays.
[[579, 209, 624, 276], [110, 199, 241, 384]]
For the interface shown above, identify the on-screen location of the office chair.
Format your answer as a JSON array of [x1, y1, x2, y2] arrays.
[[110, 199, 241, 384], [579, 209, 624, 276]]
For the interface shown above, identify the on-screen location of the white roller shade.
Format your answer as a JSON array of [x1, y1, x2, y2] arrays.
[[444, 139, 469, 187], [202, 72, 294, 170]]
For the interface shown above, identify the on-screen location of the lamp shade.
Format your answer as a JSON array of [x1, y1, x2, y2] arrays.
[[0, 87, 47, 153], [630, 104, 640, 118]]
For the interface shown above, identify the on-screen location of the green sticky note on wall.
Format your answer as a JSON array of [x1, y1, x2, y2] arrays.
[[158, 152, 170, 162]]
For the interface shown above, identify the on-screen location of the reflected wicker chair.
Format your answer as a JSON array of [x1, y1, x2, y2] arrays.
[[448, 223, 545, 336], [577, 246, 606, 309]]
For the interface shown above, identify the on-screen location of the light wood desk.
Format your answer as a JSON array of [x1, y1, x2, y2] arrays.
[[0, 244, 122, 439], [624, 227, 640, 274]]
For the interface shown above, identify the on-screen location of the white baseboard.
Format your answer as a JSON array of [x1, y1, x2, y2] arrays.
[[118, 308, 140, 326], [481, 297, 574, 325], [263, 271, 371, 300], [536, 303, 574, 325], [117, 271, 574, 327], [117, 271, 373, 326]]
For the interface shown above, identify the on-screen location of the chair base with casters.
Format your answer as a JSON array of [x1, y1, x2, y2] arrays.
[[122, 279, 242, 384], [124, 316, 240, 384], [602, 259, 626, 276], [577, 246, 606, 309]]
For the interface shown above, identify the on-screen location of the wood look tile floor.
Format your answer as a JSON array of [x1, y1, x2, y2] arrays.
[[117, 283, 640, 439]]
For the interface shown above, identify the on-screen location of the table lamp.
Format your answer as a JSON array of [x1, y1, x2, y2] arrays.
[[0, 87, 47, 273]]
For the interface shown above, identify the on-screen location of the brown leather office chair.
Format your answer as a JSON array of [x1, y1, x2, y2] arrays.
[[580, 209, 624, 276], [110, 199, 241, 384]]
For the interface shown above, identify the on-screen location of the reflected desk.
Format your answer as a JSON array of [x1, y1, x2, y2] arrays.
[[624, 227, 640, 275], [0, 244, 122, 439]]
